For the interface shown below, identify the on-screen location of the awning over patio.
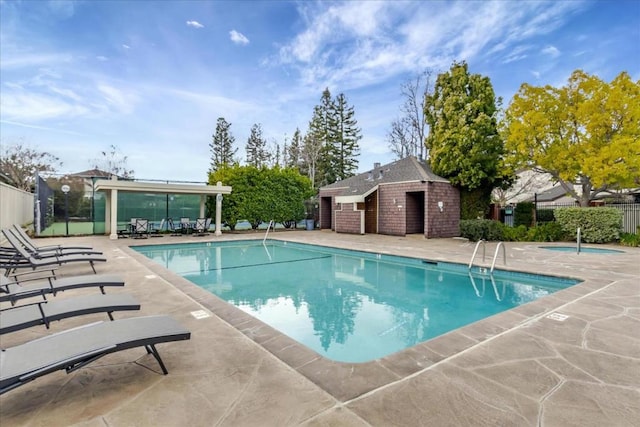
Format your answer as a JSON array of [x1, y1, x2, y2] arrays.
[[94, 177, 232, 239]]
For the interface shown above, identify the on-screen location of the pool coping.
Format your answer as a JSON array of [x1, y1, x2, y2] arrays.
[[123, 236, 613, 403]]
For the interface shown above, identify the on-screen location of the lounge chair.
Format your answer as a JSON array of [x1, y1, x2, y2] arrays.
[[0, 293, 140, 334], [0, 315, 191, 394], [0, 270, 125, 305], [11, 225, 99, 255], [1, 229, 106, 274]]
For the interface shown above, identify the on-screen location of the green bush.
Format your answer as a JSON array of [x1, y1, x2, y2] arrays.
[[619, 232, 640, 247], [460, 219, 504, 241], [554, 207, 623, 243], [514, 202, 534, 227], [536, 209, 555, 224], [526, 222, 568, 242], [502, 225, 528, 242]]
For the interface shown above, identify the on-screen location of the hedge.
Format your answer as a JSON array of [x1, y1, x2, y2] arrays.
[[554, 207, 623, 243]]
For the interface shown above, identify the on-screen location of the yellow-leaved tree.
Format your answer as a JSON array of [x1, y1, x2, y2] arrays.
[[501, 70, 639, 206]]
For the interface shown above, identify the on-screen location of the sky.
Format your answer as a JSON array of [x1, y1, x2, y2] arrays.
[[1, 0, 639, 183]]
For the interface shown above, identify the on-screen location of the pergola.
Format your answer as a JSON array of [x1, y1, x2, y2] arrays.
[[94, 177, 232, 240]]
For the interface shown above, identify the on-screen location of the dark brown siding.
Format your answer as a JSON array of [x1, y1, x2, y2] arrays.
[[425, 182, 460, 238], [335, 203, 363, 234]]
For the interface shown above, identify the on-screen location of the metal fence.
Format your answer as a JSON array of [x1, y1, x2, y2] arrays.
[[497, 202, 640, 234], [37, 173, 206, 236]]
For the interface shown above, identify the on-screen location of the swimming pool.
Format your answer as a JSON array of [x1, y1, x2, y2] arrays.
[[133, 240, 580, 362]]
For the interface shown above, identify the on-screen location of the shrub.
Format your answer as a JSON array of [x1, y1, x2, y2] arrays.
[[619, 232, 640, 247], [460, 219, 504, 241], [526, 222, 569, 242], [514, 202, 534, 227], [554, 207, 622, 243], [502, 225, 528, 242], [536, 209, 555, 224]]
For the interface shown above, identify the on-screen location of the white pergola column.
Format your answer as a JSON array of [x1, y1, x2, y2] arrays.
[[109, 189, 119, 240], [215, 193, 223, 236], [199, 195, 206, 218]]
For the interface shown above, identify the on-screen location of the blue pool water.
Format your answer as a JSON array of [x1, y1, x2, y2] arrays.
[[133, 240, 580, 362], [540, 246, 624, 254]]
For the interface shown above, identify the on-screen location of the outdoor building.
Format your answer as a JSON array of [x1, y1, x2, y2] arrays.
[[318, 156, 459, 238]]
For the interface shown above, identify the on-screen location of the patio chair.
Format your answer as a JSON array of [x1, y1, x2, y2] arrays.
[[1, 229, 106, 274], [11, 225, 96, 253], [180, 217, 192, 234], [167, 218, 182, 236], [0, 315, 191, 395], [0, 293, 140, 335], [117, 218, 138, 238], [150, 219, 165, 237], [132, 218, 150, 239], [0, 270, 125, 305], [192, 218, 211, 236]]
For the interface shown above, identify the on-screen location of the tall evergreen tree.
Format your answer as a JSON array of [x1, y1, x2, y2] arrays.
[[425, 61, 505, 218], [245, 123, 270, 168], [326, 92, 361, 181], [209, 117, 237, 172], [311, 89, 334, 187], [302, 133, 323, 190], [286, 128, 303, 171]]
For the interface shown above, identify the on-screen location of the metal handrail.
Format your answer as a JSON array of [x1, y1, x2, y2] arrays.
[[468, 240, 486, 269], [490, 242, 506, 273], [263, 220, 274, 244]]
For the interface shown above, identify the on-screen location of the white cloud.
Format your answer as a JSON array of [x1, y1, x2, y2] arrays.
[[97, 84, 138, 114], [229, 30, 249, 45], [122, 44, 131, 49], [96, 55, 108, 61], [542, 45, 561, 58], [276, 0, 586, 92], [186, 20, 204, 29], [0, 52, 73, 69], [531, 70, 541, 79], [0, 92, 90, 121]]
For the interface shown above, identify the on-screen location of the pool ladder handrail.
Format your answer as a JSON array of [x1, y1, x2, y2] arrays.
[[263, 220, 274, 244], [490, 241, 506, 273], [468, 240, 486, 269], [469, 240, 507, 273]]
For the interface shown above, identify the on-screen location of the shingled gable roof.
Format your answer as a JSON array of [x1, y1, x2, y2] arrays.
[[320, 156, 449, 201]]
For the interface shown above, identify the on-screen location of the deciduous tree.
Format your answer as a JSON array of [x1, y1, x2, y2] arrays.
[[90, 144, 134, 178], [388, 70, 433, 160], [0, 140, 62, 191], [502, 70, 640, 206], [207, 165, 313, 230]]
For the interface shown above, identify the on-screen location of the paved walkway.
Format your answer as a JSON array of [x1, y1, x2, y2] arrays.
[[1, 231, 638, 426]]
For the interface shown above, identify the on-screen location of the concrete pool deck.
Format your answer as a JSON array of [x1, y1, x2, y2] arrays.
[[1, 230, 638, 426]]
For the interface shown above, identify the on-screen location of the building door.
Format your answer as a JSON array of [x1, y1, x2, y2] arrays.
[[365, 191, 377, 233], [406, 191, 425, 234]]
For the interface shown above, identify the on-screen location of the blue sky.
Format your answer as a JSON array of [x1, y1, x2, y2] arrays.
[[1, 0, 638, 182]]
